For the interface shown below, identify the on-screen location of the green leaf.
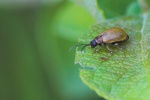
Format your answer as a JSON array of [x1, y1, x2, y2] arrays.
[[126, 1, 142, 16], [52, 2, 95, 41], [70, 0, 105, 22], [97, 0, 138, 18], [75, 13, 150, 100], [146, 0, 150, 5]]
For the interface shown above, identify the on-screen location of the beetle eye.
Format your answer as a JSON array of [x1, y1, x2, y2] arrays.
[[90, 40, 97, 48]]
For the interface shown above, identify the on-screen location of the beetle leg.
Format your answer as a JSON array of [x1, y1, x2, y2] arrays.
[[113, 43, 122, 50], [106, 45, 113, 54]]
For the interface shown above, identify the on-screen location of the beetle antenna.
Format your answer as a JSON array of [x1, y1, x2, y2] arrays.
[[69, 44, 90, 52], [80, 44, 90, 53]]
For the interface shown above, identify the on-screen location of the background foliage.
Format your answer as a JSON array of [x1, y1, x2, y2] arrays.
[[0, 0, 149, 100]]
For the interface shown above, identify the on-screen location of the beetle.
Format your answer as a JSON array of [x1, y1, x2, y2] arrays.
[[70, 27, 129, 53]]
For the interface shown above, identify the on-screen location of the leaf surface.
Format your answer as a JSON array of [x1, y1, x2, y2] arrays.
[[75, 13, 150, 100]]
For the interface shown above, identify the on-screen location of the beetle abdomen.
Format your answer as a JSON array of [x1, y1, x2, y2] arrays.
[[100, 27, 128, 44]]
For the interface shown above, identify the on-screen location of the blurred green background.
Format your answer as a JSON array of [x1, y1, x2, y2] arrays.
[[0, 0, 102, 100], [0, 0, 143, 100]]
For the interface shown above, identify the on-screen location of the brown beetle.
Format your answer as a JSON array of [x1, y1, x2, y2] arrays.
[[70, 27, 129, 53]]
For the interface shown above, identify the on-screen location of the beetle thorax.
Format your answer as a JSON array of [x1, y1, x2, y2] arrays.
[[95, 36, 103, 44]]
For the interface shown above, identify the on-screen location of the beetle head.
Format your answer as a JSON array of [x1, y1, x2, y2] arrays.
[[90, 40, 97, 48], [70, 39, 99, 53]]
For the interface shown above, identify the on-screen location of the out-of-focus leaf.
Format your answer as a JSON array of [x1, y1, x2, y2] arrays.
[[146, 0, 150, 5], [97, 0, 138, 18], [0, 8, 52, 100], [70, 0, 105, 22], [126, 1, 142, 16], [0, 0, 63, 7], [35, 1, 104, 100], [138, 0, 149, 12], [75, 12, 150, 100], [52, 2, 95, 41]]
